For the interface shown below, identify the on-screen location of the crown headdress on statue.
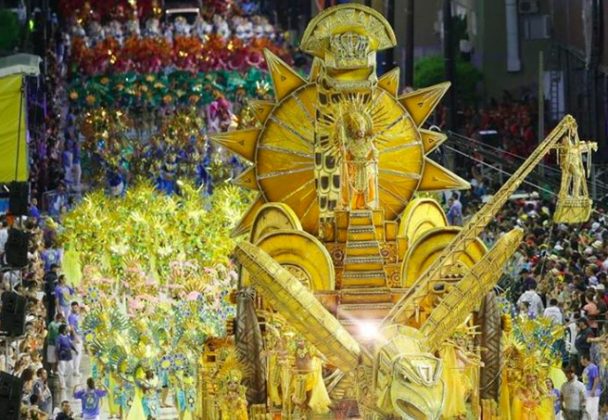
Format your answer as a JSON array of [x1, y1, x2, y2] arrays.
[[329, 32, 370, 67]]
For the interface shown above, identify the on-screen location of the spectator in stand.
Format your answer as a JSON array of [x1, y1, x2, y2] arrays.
[[544, 298, 563, 326], [446, 192, 463, 226], [581, 353, 601, 419], [595, 289, 608, 332], [575, 319, 596, 373], [28, 199, 41, 223], [55, 400, 75, 420], [41, 240, 62, 273], [0, 217, 8, 258], [44, 264, 59, 322], [21, 367, 35, 404], [584, 292, 601, 335], [561, 366, 587, 419], [47, 312, 64, 374], [28, 393, 49, 419], [517, 283, 544, 318], [33, 367, 53, 416]]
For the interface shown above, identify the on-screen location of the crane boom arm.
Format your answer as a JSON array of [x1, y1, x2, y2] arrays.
[[382, 114, 577, 326]]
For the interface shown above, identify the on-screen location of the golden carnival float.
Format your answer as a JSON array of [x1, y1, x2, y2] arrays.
[[207, 4, 597, 419]]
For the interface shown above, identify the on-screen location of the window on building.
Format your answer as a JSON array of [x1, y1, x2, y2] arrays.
[[523, 15, 551, 40]]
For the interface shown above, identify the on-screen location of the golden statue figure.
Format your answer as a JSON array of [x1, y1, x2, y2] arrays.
[[558, 135, 597, 198], [554, 128, 597, 223], [339, 110, 379, 210]]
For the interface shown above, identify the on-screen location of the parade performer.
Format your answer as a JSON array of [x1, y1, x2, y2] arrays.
[[511, 369, 555, 419]]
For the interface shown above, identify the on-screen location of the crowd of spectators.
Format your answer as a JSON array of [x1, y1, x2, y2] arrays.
[[26, 16, 78, 215], [457, 98, 539, 158], [0, 214, 83, 420]]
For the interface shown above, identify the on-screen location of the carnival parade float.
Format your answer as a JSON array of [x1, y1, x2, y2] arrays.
[[203, 4, 599, 419]]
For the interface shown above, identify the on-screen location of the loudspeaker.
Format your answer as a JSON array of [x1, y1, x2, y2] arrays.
[[0, 372, 23, 420], [5, 229, 29, 268], [0, 292, 26, 337], [479, 130, 500, 148], [8, 182, 28, 216]]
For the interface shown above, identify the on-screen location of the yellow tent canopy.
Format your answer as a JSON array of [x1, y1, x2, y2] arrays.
[[0, 54, 38, 183]]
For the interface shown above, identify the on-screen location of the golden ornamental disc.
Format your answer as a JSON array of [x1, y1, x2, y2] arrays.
[[254, 83, 425, 233]]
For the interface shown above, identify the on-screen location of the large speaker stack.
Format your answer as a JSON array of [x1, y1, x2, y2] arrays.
[[0, 292, 26, 338], [0, 372, 23, 420], [8, 182, 28, 216], [4, 229, 29, 268]]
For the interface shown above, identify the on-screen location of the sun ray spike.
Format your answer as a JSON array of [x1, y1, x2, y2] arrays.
[[209, 128, 260, 162], [419, 129, 448, 154], [264, 49, 307, 102], [399, 82, 451, 127], [418, 157, 470, 191], [233, 166, 258, 190], [309, 57, 323, 81], [231, 195, 265, 237], [378, 67, 400, 96], [249, 100, 274, 122]]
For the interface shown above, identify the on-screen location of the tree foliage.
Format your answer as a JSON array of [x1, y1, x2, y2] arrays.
[[414, 55, 482, 103], [0, 11, 21, 52]]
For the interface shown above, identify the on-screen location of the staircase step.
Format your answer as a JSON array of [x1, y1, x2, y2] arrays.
[[349, 210, 374, 225], [350, 210, 373, 217], [342, 270, 386, 288], [346, 240, 380, 248], [337, 302, 394, 319], [345, 240, 381, 256], [340, 288, 393, 304], [344, 256, 384, 271], [347, 225, 376, 241]]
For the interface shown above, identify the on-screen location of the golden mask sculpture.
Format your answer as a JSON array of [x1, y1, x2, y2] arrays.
[[212, 4, 595, 418]]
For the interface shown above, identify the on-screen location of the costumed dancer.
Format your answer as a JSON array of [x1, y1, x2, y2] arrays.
[[155, 153, 178, 195], [207, 91, 235, 134], [141, 369, 161, 419], [215, 351, 248, 420], [291, 339, 331, 416], [440, 340, 477, 418], [175, 370, 196, 420], [511, 368, 556, 419], [126, 366, 160, 420], [263, 322, 289, 409], [218, 369, 248, 420], [107, 170, 126, 197]]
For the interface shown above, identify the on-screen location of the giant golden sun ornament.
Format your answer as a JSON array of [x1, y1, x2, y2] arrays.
[[212, 5, 468, 236]]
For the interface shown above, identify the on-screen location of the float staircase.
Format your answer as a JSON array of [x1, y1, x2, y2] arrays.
[[337, 210, 393, 341]]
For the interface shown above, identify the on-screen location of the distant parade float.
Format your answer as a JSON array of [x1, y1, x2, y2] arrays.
[[210, 4, 597, 419]]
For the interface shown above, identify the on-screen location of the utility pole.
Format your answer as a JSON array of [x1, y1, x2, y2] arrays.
[[443, 0, 456, 130], [404, 0, 415, 87], [587, 0, 601, 141], [385, 0, 395, 70], [538, 51, 545, 178]]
